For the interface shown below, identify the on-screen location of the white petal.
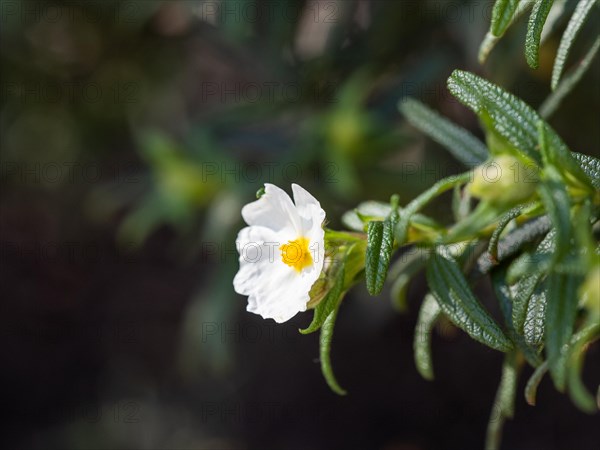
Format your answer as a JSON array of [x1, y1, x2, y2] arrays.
[[292, 183, 326, 273], [233, 226, 282, 295], [241, 184, 301, 234], [292, 183, 326, 230], [246, 262, 320, 323]]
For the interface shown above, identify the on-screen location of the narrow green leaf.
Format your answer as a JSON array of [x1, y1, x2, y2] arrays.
[[448, 70, 541, 163], [485, 351, 519, 450], [573, 152, 600, 190], [365, 219, 395, 296], [488, 205, 525, 262], [319, 305, 347, 395], [491, 0, 521, 36], [491, 269, 543, 367], [526, 0, 555, 69], [567, 323, 600, 412], [300, 262, 346, 335], [427, 251, 513, 352], [399, 98, 488, 166], [448, 71, 594, 191], [552, 0, 598, 90], [525, 361, 549, 405], [512, 273, 544, 334], [479, 0, 535, 63], [523, 287, 547, 347], [414, 294, 442, 381], [538, 166, 572, 264], [542, 36, 600, 118], [545, 272, 582, 391]]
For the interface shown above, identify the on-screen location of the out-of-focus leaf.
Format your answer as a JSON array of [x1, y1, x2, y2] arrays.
[[491, 0, 521, 36], [545, 272, 582, 391], [427, 251, 513, 352], [389, 249, 427, 312], [552, 0, 598, 90], [485, 351, 519, 450], [526, 0, 555, 69], [567, 323, 600, 412], [399, 98, 488, 166], [300, 262, 346, 335], [525, 361, 549, 405], [319, 304, 346, 395], [542, 37, 600, 118], [414, 294, 441, 381]]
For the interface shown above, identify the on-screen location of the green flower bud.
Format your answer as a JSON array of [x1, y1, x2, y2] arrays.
[[468, 155, 539, 205]]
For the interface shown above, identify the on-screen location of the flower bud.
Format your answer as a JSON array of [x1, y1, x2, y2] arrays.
[[468, 155, 539, 205]]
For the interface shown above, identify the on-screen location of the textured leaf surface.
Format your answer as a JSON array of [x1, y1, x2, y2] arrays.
[[427, 252, 513, 352], [365, 217, 396, 295], [491, 0, 521, 36], [526, 0, 555, 69], [448, 71, 594, 190]]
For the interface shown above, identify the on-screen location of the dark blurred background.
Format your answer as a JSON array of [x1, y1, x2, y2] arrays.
[[1, 1, 599, 449]]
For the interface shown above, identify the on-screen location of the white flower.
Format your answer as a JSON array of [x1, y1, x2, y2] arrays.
[[233, 183, 326, 323]]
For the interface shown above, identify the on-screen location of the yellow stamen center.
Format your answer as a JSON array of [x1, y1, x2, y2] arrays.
[[280, 237, 313, 272]]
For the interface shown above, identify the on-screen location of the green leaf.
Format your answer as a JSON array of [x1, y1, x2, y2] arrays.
[[448, 71, 594, 191], [523, 287, 547, 347], [319, 303, 347, 395], [525, 361, 549, 405], [414, 294, 442, 381], [488, 205, 526, 262], [545, 272, 582, 391], [399, 99, 488, 166], [300, 262, 346, 335], [538, 165, 572, 264], [479, 0, 535, 63], [552, 0, 598, 90], [365, 211, 397, 296], [485, 351, 519, 450], [512, 273, 544, 334], [448, 70, 541, 163], [542, 37, 600, 118], [526, 0, 555, 69], [573, 152, 600, 190], [491, 269, 543, 367], [567, 323, 600, 412], [491, 0, 521, 36], [427, 251, 513, 352]]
